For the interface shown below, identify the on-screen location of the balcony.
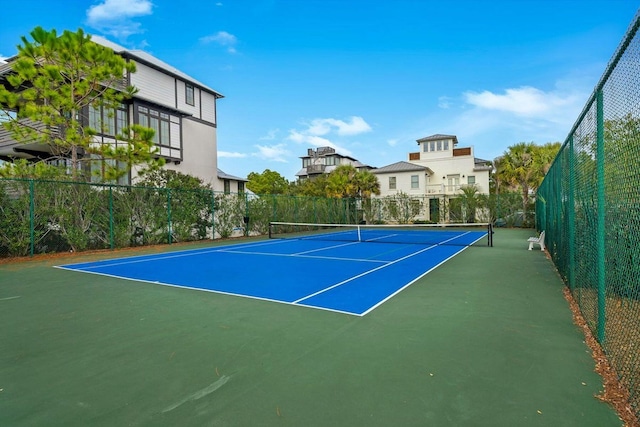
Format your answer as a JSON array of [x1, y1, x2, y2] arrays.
[[426, 184, 463, 195], [306, 164, 326, 174]]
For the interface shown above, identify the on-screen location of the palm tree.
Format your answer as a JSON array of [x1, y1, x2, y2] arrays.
[[355, 169, 380, 224], [325, 165, 357, 198], [355, 169, 381, 199], [494, 142, 561, 220], [494, 142, 538, 215], [459, 184, 479, 223], [325, 165, 380, 199]]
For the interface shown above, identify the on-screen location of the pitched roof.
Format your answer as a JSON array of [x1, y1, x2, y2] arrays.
[[0, 35, 224, 99], [416, 134, 459, 144], [217, 168, 247, 182], [91, 35, 224, 98], [371, 161, 433, 174]]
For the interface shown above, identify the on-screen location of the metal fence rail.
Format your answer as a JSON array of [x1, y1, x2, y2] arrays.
[[0, 178, 361, 257], [537, 10, 640, 418], [0, 177, 528, 259]]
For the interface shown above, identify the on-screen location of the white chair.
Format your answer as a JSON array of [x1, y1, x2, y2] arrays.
[[528, 230, 545, 251]]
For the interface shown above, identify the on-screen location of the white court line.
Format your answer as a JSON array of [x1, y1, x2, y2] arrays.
[[293, 231, 472, 305], [292, 244, 436, 304], [216, 249, 387, 264], [292, 240, 361, 255], [52, 267, 360, 316], [57, 238, 296, 270], [364, 233, 400, 242], [359, 245, 472, 316]]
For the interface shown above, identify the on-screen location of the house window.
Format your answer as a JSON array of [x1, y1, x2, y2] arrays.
[[437, 141, 442, 151], [423, 142, 428, 152], [238, 182, 245, 193], [430, 142, 436, 151], [0, 110, 17, 122], [88, 103, 128, 137], [325, 156, 337, 166], [443, 140, 449, 150], [389, 176, 396, 190], [467, 175, 476, 185], [411, 175, 419, 189], [224, 180, 230, 194], [185, 84, 195, 106], [90, 156, 129, 185], [137, 105, 176, 153], [302, 158, 310, 167]]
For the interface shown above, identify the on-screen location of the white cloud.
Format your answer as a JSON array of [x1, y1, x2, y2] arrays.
[[200, 31, 238, 54], [306, 116, 372, 136], [259, 129, 279, 140], [86, 0, 153, 39], [287, 130, 353, 157], [387, 139, 398, 147], [464, 86, 579, 118], [0, 54, 7, 64], [438, 96, 453, 109], [286, 116, 370, 157], [87, 0, 152, 21], [254, 144, 290, 162], [419, 82, 588, 161], [218, 151, 247, 158]]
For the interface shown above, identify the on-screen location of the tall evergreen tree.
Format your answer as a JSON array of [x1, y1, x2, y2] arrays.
[[0, 27, 162, 181]]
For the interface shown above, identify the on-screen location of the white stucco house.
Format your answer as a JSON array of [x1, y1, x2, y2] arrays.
[[373, 134, 492, 222], [374, 134, 491, 196]]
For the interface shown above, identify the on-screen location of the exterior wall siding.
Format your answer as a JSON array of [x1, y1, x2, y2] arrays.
[[130, 62, 176, 107], [200, 92, 217, 125], [176, 118, 217, 186], [175, 80, 200, 119]]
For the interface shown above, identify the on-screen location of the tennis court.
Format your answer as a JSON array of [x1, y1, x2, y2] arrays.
[[56, 223, 490, 316], [0, 228, 621, 426]]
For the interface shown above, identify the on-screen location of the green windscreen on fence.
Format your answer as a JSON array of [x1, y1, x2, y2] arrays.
[[0, 176, 528, 259], [537, 10, 640, 419]]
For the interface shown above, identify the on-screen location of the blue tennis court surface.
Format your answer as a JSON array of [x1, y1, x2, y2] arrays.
[[56, 230, 487, 316]]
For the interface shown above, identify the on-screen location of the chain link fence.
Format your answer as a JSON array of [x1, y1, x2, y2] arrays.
[[0, 177, 528, 259], [537, 10, 640, 418]]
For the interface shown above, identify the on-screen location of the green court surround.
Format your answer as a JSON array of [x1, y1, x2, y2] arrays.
[[0, 229, 622, 426]]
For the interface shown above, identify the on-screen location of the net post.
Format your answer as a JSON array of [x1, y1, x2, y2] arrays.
[[487, 223, 493, 247], [268, 222, 273, 239]]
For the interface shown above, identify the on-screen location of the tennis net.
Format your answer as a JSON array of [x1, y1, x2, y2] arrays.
[[269, 222, 493, 247]]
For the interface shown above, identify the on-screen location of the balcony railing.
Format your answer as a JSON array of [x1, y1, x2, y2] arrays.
[[425, 184, 463, 194], [306, 164, 326, 174]]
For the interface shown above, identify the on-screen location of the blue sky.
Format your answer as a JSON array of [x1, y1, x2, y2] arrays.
[[1, 1, 638, 180]]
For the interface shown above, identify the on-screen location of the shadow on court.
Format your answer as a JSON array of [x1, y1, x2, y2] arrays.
[[0, 229, 622, 426]]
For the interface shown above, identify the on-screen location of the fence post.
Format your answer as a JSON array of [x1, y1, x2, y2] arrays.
[[244, 191, 249, 237], [29, 179, 35, 257], [109, 185, 114, 250], [272, 194, 276, 223], [568, 137, 576, 292], [167, 188, 173, 245], [211, 190, 216, 240], [596, 90, 606, 344]]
